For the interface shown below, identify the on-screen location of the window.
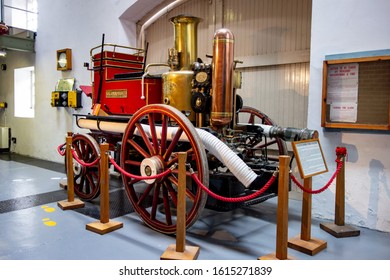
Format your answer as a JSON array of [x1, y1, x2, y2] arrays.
[[14, 66, 35, 118], [4, 0, 38, 32]]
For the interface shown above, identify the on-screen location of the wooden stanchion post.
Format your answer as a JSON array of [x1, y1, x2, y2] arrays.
[[320, 150, 360, 237], [86, 143, 123, 234], [161, 152, 200, 260], [58, 132, 85, 210], [259, 155, 295, 260], [288, 177, 327, 256]]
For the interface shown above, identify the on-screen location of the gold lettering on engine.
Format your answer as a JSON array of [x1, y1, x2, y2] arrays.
[[106, 89, 128, 98]]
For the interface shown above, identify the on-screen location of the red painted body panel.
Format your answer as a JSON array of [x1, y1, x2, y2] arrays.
[[92, 51, 163, 115]]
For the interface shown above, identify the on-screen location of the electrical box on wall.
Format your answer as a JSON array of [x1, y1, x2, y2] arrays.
[[51, 78, 82, 108], [51, 90, 82, 108]]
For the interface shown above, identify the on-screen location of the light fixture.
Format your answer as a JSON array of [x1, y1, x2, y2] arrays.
[[0, 49, 6, 57]]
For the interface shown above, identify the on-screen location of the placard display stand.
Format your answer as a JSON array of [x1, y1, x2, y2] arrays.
[[288, 139, 327, 256]]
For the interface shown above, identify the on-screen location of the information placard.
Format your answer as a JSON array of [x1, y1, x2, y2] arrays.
[[292, 139, 328, 179]]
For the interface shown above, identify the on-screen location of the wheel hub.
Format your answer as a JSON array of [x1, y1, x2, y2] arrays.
[[140, 156, 164, 184], [73, 159, 82, 176]]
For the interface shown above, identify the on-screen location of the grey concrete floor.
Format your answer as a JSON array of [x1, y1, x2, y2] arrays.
[[1, 153, 390, 260]]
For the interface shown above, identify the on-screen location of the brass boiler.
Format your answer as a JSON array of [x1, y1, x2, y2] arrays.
[[211, 28, 235, 128], [163, 15, 201, 122]]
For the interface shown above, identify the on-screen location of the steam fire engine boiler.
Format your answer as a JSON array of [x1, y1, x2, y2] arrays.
[[73, 15, 317, 234]]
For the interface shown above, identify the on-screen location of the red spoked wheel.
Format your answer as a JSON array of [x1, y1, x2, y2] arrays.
[[236, 106, 288, 159], [70, 133, 100, 201], [121, 104, 209, 234]]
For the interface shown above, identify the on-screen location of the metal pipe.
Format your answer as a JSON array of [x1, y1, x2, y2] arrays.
[[141, 63, 170, 100], [138, 0, 191, 49], [1, 0, 4, 22]]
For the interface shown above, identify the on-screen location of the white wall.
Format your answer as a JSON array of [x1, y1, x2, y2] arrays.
[[309, 0, 390, 232], [0, 0, 137, 162]]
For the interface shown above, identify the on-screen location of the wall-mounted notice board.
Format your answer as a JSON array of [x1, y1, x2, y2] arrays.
[[321, 50, 390, 130]]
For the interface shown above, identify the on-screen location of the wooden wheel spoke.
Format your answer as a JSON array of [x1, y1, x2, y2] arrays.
[[79, 173, 85, 187], [123, 160, 142, 184], [147, 113, 159, 155], [135, 123, 155, 156], [127, 138, 151, 159], [167, 148, 194, 166], [167, 174, 195, 202], [124, 159, 141, 167], [85, 173, 97, 189], [164, 128, 183, 161], [84, 145, 92, 161], [185, 184, 196, 202], [164, 179, 178, 207], [167, 156, 178, 167], [73, 143, 82, 158], [83, 176, 90, 194], [162, 186, 172, 225], [150, 183, 161, 220], [137, 184, 154, 206], [159, 115, 168, 156], [82, 143, 90, 159]]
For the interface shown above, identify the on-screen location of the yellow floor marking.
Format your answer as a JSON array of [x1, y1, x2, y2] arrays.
[[41, 205, 56, 213], [42, 218, 57, 227]]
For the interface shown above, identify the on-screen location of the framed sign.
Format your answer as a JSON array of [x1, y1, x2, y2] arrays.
[[292, 139, 328, 179], [321, 52, 390, 131]]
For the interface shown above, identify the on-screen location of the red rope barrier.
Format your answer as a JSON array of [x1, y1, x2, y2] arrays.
[[191, 171, 277, 203], [71, 149, 100, 167], [291, 159, 343, 194], [291, 146, 347, 194], [57, 143, 66, 156], [336, 146, 347, 158], [109, 153, 276, 203], [109, 157, 172, 180]]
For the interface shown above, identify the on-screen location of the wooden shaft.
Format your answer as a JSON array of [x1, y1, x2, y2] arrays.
[[275, 155, 290, 260], [335, 155, 346, 226], [176, 152, 187, 253], [66, 135, 75, 202], [301, 177, 312, 241], [99, 143, 110, 224]]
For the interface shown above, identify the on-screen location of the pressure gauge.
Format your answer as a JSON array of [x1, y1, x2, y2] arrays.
[[195, 71, 208, 83]]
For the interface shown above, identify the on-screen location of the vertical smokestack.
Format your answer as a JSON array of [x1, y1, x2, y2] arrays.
[[170, 15, 201, 70]]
